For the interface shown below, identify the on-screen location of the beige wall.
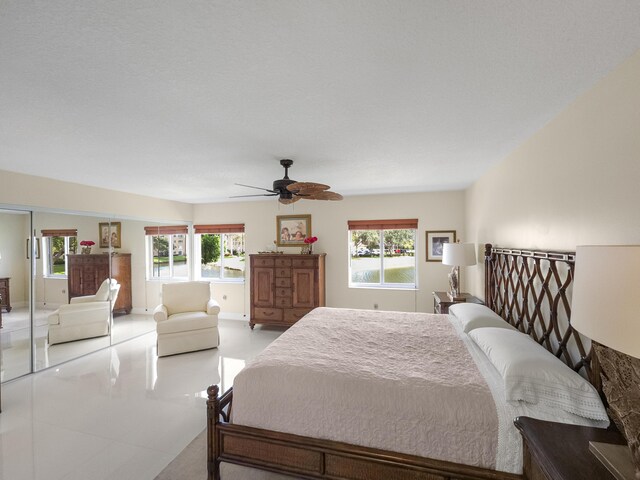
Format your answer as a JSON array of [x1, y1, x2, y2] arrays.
[[0, 171, 195, 311], [194, 190, 466, 314], [0, 169, 192, 222], [465, 49, 640, 298]]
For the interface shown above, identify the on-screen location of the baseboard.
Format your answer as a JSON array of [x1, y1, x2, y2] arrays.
[[219, 312, 247, 322]]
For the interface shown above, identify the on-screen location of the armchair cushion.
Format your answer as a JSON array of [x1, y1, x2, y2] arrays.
[[162, 281, 211, 316], [156, 311, 218, 335]]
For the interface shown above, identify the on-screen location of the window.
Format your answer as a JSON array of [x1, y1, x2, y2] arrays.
[[42, 229, 77, 277], [145, 226, 189, 279], [194, 224, 245, 282], [348, 219, 417, 288]]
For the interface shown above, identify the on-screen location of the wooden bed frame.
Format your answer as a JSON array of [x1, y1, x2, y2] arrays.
[[206, 243, 600, 480]]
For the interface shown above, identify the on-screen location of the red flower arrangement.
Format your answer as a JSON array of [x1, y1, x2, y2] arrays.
[[80, 240, 95, 247], [304, 236, 318, 245]]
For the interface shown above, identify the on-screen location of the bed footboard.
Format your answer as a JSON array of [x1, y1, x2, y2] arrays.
[[206, 385, 520, 480]]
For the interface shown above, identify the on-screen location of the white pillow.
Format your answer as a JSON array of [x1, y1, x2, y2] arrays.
[[448, 303, 517, 333], [468, 327, 608, 421]]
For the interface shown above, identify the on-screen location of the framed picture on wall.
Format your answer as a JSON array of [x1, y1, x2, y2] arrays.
[[425, 230, 456, 262], [276, 214, 311, 246], [99, 222, 122, 248]]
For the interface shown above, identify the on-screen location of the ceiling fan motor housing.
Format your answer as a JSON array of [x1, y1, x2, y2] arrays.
[[273, 178, 295, 198]]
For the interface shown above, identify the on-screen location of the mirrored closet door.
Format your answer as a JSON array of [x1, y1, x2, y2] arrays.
[[1, 208, 192, 381], [33, 211, 113, 371], [0, 208, 32, 382]]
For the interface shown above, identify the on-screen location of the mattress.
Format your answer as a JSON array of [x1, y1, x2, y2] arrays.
[[223, 307, 607, 478]]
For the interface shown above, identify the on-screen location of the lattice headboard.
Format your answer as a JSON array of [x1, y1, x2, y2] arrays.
[[484, 243, 600, 390]]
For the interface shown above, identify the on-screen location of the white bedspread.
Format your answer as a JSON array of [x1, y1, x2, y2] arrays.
[[225, 307, 607, 478]]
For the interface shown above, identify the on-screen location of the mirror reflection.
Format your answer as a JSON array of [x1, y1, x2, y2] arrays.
[[1, 207, 189, 380], [0, 208, 32, 382], [33, 211, 112, 370]]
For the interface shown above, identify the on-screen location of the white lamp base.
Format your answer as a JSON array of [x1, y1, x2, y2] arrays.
[[589, 441, 637, 480]]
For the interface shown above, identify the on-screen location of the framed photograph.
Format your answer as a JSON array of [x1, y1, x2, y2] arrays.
[[276, 214, 312, 246], [426, 230, 456, 262], [99, 222, 122, 248]]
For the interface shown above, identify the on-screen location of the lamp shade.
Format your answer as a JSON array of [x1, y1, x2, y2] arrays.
[[572, 245, 640, 359], [442, 242, 476, 266]]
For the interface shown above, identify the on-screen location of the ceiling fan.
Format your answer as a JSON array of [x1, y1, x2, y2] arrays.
[[231, 159, 343, 204]]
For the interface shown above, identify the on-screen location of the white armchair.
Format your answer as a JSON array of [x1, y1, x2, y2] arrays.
[[153, 281, 220, 357], [48, 279, 120, 345]]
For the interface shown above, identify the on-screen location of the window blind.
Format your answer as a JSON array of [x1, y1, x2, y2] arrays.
[[143, 225, 189, 235], [194, 224, 245, 234], [41, 229, 78, 237], [347, 219, 418, 230]]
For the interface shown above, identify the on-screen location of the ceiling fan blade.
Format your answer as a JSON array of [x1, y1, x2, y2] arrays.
[[235, 183, 277, 193], [279, 195, 301, 205], [229, 193, 278, 198], [287, 182, 330, 193], [305, 191, 343, 201]]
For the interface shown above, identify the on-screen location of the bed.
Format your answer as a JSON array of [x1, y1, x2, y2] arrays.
[[207, 244, 608, 480]]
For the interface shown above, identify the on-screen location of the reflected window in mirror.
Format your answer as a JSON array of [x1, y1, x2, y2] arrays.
[[42, 229, 77, 277]]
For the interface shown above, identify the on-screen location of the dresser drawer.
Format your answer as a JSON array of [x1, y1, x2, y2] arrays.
[[275, 267, 291, 278], [253, 308, 283, 321], [253, 257, 275, 267], [274, 257, 292, 267], [284, 308, 310, 323], [275, 287, 292, 297], [275, 297, 292, 308], [275, 277, 291, 288], [292, 257, 316, 268]]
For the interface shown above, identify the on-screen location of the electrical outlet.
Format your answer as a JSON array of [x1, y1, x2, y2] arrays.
[[62, 289, 66, 294], [373, 303, 379, 310], [222, 295, 227, 300]]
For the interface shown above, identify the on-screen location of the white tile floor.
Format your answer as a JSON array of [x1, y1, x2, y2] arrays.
[[0, 318, 285, 480]]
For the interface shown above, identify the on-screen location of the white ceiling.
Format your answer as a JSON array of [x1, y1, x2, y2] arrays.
[[1, 1, 639, 204]]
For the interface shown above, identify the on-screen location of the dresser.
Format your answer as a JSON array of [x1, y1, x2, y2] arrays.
[[249, 254, 326, 329], [0, 277, 11, 313], [67, 254, 132, 314]]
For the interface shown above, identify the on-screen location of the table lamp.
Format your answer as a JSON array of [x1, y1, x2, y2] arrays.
[[442, 242, 476, 301], [572, 245, 640, 480]]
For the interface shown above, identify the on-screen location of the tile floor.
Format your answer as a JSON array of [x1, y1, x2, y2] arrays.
[[1, 307, 158, 382], [0, 318, 284, 480]]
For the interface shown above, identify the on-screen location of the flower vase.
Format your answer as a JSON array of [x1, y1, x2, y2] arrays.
[[301, 245, 312, 255], [81, 247, 92, 254]]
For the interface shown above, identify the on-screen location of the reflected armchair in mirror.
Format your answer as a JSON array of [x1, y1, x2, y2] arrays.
[[47, 279, 120, 345]]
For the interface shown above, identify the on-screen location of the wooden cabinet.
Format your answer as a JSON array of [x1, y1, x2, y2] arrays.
[[68, 254, 132, 314], [432, 291, 483, 314], [515, 416, 628, 480], [0, 277, 11, 314], [250, 254, 325, 329]]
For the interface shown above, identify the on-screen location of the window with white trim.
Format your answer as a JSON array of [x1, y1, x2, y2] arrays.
[[42, 229, 77, 277], [145, 226, 189, 279], [194, 224, 245, 282], [348, 219, 417, 288]]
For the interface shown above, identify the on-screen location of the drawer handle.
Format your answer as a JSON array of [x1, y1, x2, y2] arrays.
[[264, 311, 274, 316]]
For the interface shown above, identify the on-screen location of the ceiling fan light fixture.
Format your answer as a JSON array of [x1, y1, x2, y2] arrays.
[[233, 159, 343, 203]]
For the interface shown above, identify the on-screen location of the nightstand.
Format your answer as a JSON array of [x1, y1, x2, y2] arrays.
[[432, 291, 482, 314], [514, 416, 629, 480]]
